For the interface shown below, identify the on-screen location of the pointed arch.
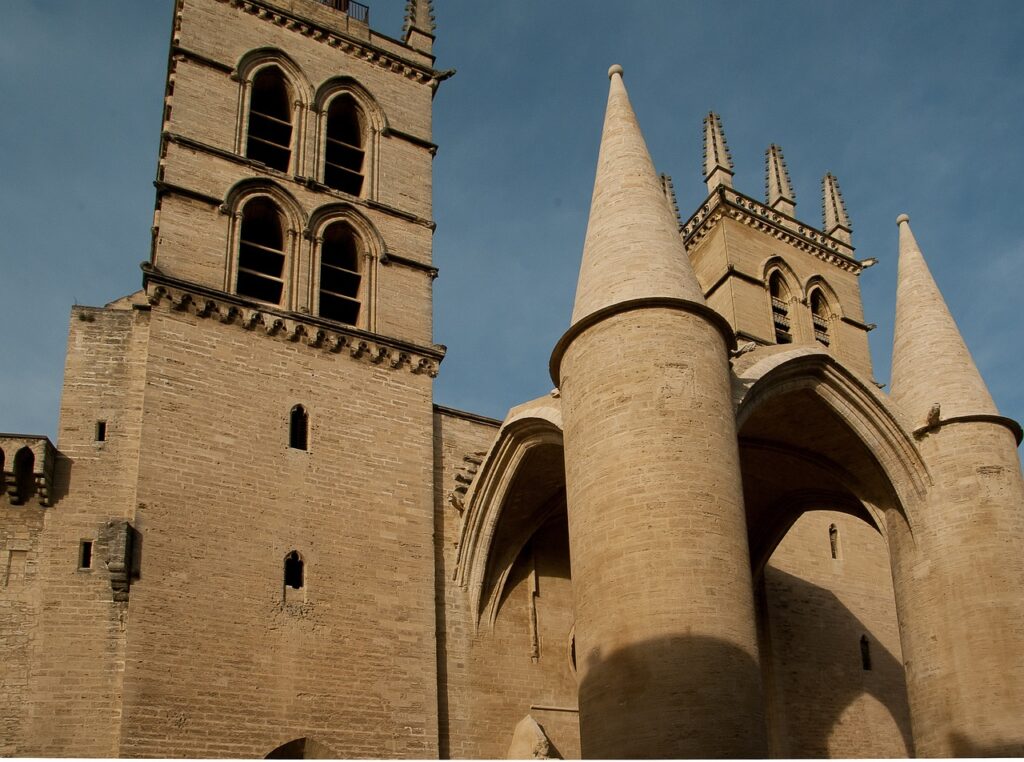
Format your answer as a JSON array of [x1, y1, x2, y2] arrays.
[[454, 405, 565, 630], [764, 261, 797, 345], [736, 349, 929, 544], [306, 204, 385, 331], [222, 179, 305, 309], [234, 49, 313, 174], [313, 77, 386, 200]]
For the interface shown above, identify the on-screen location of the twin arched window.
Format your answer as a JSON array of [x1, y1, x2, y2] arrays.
[[766, 270, 835, 347], [243, 64, 368, 197], [232, 196, 365, 327]]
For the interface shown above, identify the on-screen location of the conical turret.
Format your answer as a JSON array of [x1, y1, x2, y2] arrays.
[[402, 0, 435, 54], [765, 144, 795, 216], [822, 173, 852, 244], [571, 65, 705, 325], [703, 111, 734, 193], [889, 214, 998, 427]]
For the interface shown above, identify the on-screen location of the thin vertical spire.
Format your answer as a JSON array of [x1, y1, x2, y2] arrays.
[[703, 112, 734, 193], [571, 65, 705, 326], [765, 144, 795, 216], [889, 214, 998, 427], [822, 173, 852, 244], [403, 0, 435, 53]]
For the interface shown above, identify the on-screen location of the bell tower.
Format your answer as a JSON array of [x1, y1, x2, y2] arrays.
[[50, 0, 451, 756], [682, 114, 876, 379]]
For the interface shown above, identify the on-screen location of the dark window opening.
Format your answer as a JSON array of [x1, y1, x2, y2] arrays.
[[289, 405, 308, 450], [829, 523, 840, 560], [96, 420, 107, 442], [323, 95, 364, 196], [860, 634, 872, 671], [284, 551, 304, 589], [811, 289, 831, 346], [12, 447, 35, 505], [318, 222, 361, 325], [0, 448, 5, 495], [79, 541, 93, 569], [769, 271, 792, 344], [237, 198, 286, 305], [246, 67, 293, 172]]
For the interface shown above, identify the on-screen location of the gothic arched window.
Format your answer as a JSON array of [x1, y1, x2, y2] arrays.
[[810, 288, 831, 346], [236, 197, 286, 305], [768, 271, 792, 344], [323, 94, 365, 196], [246, 67, 293, 172], [318, 222, 362, 326]]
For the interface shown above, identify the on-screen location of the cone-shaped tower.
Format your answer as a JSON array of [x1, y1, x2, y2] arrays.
[[402, 0, 435, 55], [703, 111, 734, 193], [571, 67, 704, 324], [885, 214, 1024, 756], [822, 173, 852, 244], [765, 144, 796, 216], [889, 215, 998, 427], [552, 67, 766, 759]]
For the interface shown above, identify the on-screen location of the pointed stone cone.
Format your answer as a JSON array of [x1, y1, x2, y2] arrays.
[[822, 173, 852, 244], [402, 0, 435, 53], [889, 214, 998, 427], [703, 111, 734, 192], [571, 66, 705, 326], [765, 143, 795, 216]]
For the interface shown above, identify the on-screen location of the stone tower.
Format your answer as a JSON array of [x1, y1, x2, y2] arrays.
[[1, 0, 449, 756]]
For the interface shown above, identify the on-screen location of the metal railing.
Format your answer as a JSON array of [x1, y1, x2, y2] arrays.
[[312, 0, 369, 23]]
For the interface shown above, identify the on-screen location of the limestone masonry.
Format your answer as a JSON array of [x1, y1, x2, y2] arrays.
[[2, 0, 1023, 758]]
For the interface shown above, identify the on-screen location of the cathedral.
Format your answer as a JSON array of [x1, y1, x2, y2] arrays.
[[2, 0, 1023, 758]]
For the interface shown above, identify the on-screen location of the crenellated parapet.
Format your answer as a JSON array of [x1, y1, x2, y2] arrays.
[[682, 185, 862, 274], [143, 270, 444, 378], [0, 434, 58, 507]]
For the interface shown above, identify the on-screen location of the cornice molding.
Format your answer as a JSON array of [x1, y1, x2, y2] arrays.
[[914, 413, 1023, 446], [171, 45, 234, 74], [549, 297, 737, 387], [433, 404, 501, 428], [214, 0, 443, 88], [162, 132, 436, 229], [683, 188, 862, 275], [380, 251, 438, 279], [142, 268, 444, 377]]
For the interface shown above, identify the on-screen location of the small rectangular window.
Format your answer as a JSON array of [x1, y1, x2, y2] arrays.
[[79, 541, 93, 570], [95, 421, 107, 442]]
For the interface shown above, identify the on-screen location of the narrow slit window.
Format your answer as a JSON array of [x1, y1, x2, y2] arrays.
[[323, 94, 365, 196], [96, 420, 107, 442], [79, 541, 93, 569], [237, 197, 286, 305], [811, 289, 831, 346], [246, 67, 292, 172], [289, 405, 308, 451], [829, 523, 840, 560], [860, 635, 872, 671], [318, 222, 362, 325], [768, 271, 792, 344], [284, 551, 304, 590]]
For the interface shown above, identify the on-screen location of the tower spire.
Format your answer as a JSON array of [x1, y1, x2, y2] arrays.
[[703, 112, 734, 193], [765, 144, 795, 216], [570, 65, 705, 326], [889, 214, 998, 427], [822, 173, 852, 244], [402, 0, 435, 54]]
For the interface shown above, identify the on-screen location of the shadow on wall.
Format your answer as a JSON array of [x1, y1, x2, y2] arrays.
[[576, 634, 766, 758], [759, 567, 914, 757], [949, 732, 1024, 757]]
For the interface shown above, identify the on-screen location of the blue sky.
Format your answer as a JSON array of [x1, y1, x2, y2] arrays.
[[1, 1, 1022, 439]]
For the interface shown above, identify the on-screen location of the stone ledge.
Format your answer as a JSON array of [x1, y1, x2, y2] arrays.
[[143, 269, 444, 378]]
